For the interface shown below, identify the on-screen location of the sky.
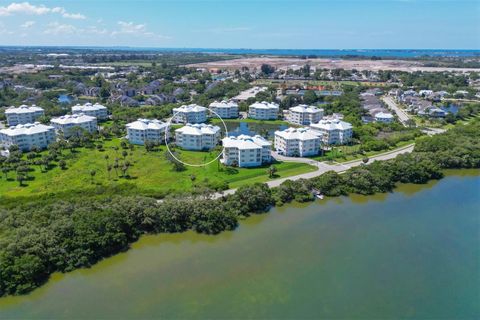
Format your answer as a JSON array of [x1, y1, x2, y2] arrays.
[[0, 0, 479, 49]]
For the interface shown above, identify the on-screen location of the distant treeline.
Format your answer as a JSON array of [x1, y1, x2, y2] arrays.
[[0, 121, 479, 297]]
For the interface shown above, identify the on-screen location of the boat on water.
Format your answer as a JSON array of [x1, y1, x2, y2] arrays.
[[312, 188, 324, 200]]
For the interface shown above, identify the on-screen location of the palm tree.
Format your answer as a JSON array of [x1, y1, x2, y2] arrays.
[[90, 170, 96, 184], [268, 165, 278, 178], [16, 173, 25, 186], [2, 166, 10, 180], [113, 162, 119, 177], [107, 165, 112, 179]]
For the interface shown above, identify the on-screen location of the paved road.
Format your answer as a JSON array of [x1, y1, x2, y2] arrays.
[[209, 143, 415, 199], [382, 96, 411, 126]]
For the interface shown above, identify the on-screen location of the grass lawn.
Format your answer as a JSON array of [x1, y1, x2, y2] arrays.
[[0, 138, 316, 199], [308, 139, 415, 163]]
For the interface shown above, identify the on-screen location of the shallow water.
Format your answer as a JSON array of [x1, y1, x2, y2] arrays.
[[1, 170, 479, 319]]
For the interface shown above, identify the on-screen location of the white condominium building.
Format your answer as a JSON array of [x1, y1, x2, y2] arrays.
[[287, 105, 324, 125], [0, 122, 55, 151], [126, 118, 169, 145], [50, 114, 98, 138], [374, 112, 394, 123], [175, 123, 221, 150], [209, 100, 239, 119], [172, 104, 208, 124], [248, 101, 279, 120], [5, 104, 45, 126], [274, 127, 322, 157], [72, 103, 108, 120], [222, 134, 272, 167], [310, 119, 353, 145]]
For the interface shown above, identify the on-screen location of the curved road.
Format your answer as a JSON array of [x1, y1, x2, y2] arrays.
[[216, 143, 415, 197]]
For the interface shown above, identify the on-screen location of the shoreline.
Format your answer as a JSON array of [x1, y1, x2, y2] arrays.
[[1, 168, 478, 307]]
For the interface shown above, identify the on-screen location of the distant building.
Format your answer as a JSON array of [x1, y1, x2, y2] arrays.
[[209, 100, 239, 119], [126, 118, 169, 145], [310, 119, 353, 145], [72, 103, 108, 120], [248, 101, 279, 120], [274, 127, 322, 157], [222, 134, 271, 167], [175, 123, 221, 150], [287, 105, 324, 125], [0, 122, 55, 151], [374, 112, 394, 123], [418, 107, 448, 118], [172, 104, 208, 124], [5, 105, 45, 126], [50, 114, 98, 138]]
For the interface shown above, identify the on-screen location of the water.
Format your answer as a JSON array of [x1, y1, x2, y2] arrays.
[[57, 94, 74, 104], [0, 170, 479, 319], [441, 104, 459, 115], [2, 47, 479, 58], [225, 122, 287, 138]]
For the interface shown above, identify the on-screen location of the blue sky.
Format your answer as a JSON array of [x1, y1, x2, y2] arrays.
[[0, 0, 479, 49]]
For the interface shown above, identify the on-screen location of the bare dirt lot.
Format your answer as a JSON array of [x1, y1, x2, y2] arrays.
[[187, 57, 479, 73]]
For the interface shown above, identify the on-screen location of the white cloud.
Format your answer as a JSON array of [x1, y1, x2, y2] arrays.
[[0, 2, 86, 19], [113, 21, 150, 35], [112, 21, 170, 40], [61, 12, 86, 20], [20, 20, 35, 28], [43, 22, 77, 35]]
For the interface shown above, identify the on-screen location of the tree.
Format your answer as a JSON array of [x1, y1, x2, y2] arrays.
[[107, 165, 112, 179], [303, 90, 318, 105], [122, 150, 128, 159], [261, 64, 275, 75], [113, 162, 119, 177], [59, 160, 67, 170], [16, 173, 26, 186], [2, 166, 10, 180], [268, 165, 278, 178], [90, 170, 96, 184]]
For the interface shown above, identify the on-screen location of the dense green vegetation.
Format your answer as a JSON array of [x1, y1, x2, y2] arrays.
[[0, 121, 478, 296]]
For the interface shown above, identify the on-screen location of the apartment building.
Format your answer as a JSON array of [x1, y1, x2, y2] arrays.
[[310, 119, 353, 145], [50, 114, 98, 138], [222, 134, 271, 167], [175, 123, 221, 150], [5, 104, 45, 126], [0, 122, 55, 151], [274, 127, 322, 157], [287, 105, 324, 125], [248, 101, 279, 120], [172, 104, 208, 124], [209, 100, 239, 119], [126, 118, 169, 145], [374, 112, 394, 123], [72, 102, 108, 120]]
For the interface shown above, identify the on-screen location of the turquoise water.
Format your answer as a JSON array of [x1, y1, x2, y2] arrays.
[[0, 171, 479, 319]]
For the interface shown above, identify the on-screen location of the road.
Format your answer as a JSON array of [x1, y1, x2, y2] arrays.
[[382, 96, 411, 126], [209, 143, 415, 199]]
